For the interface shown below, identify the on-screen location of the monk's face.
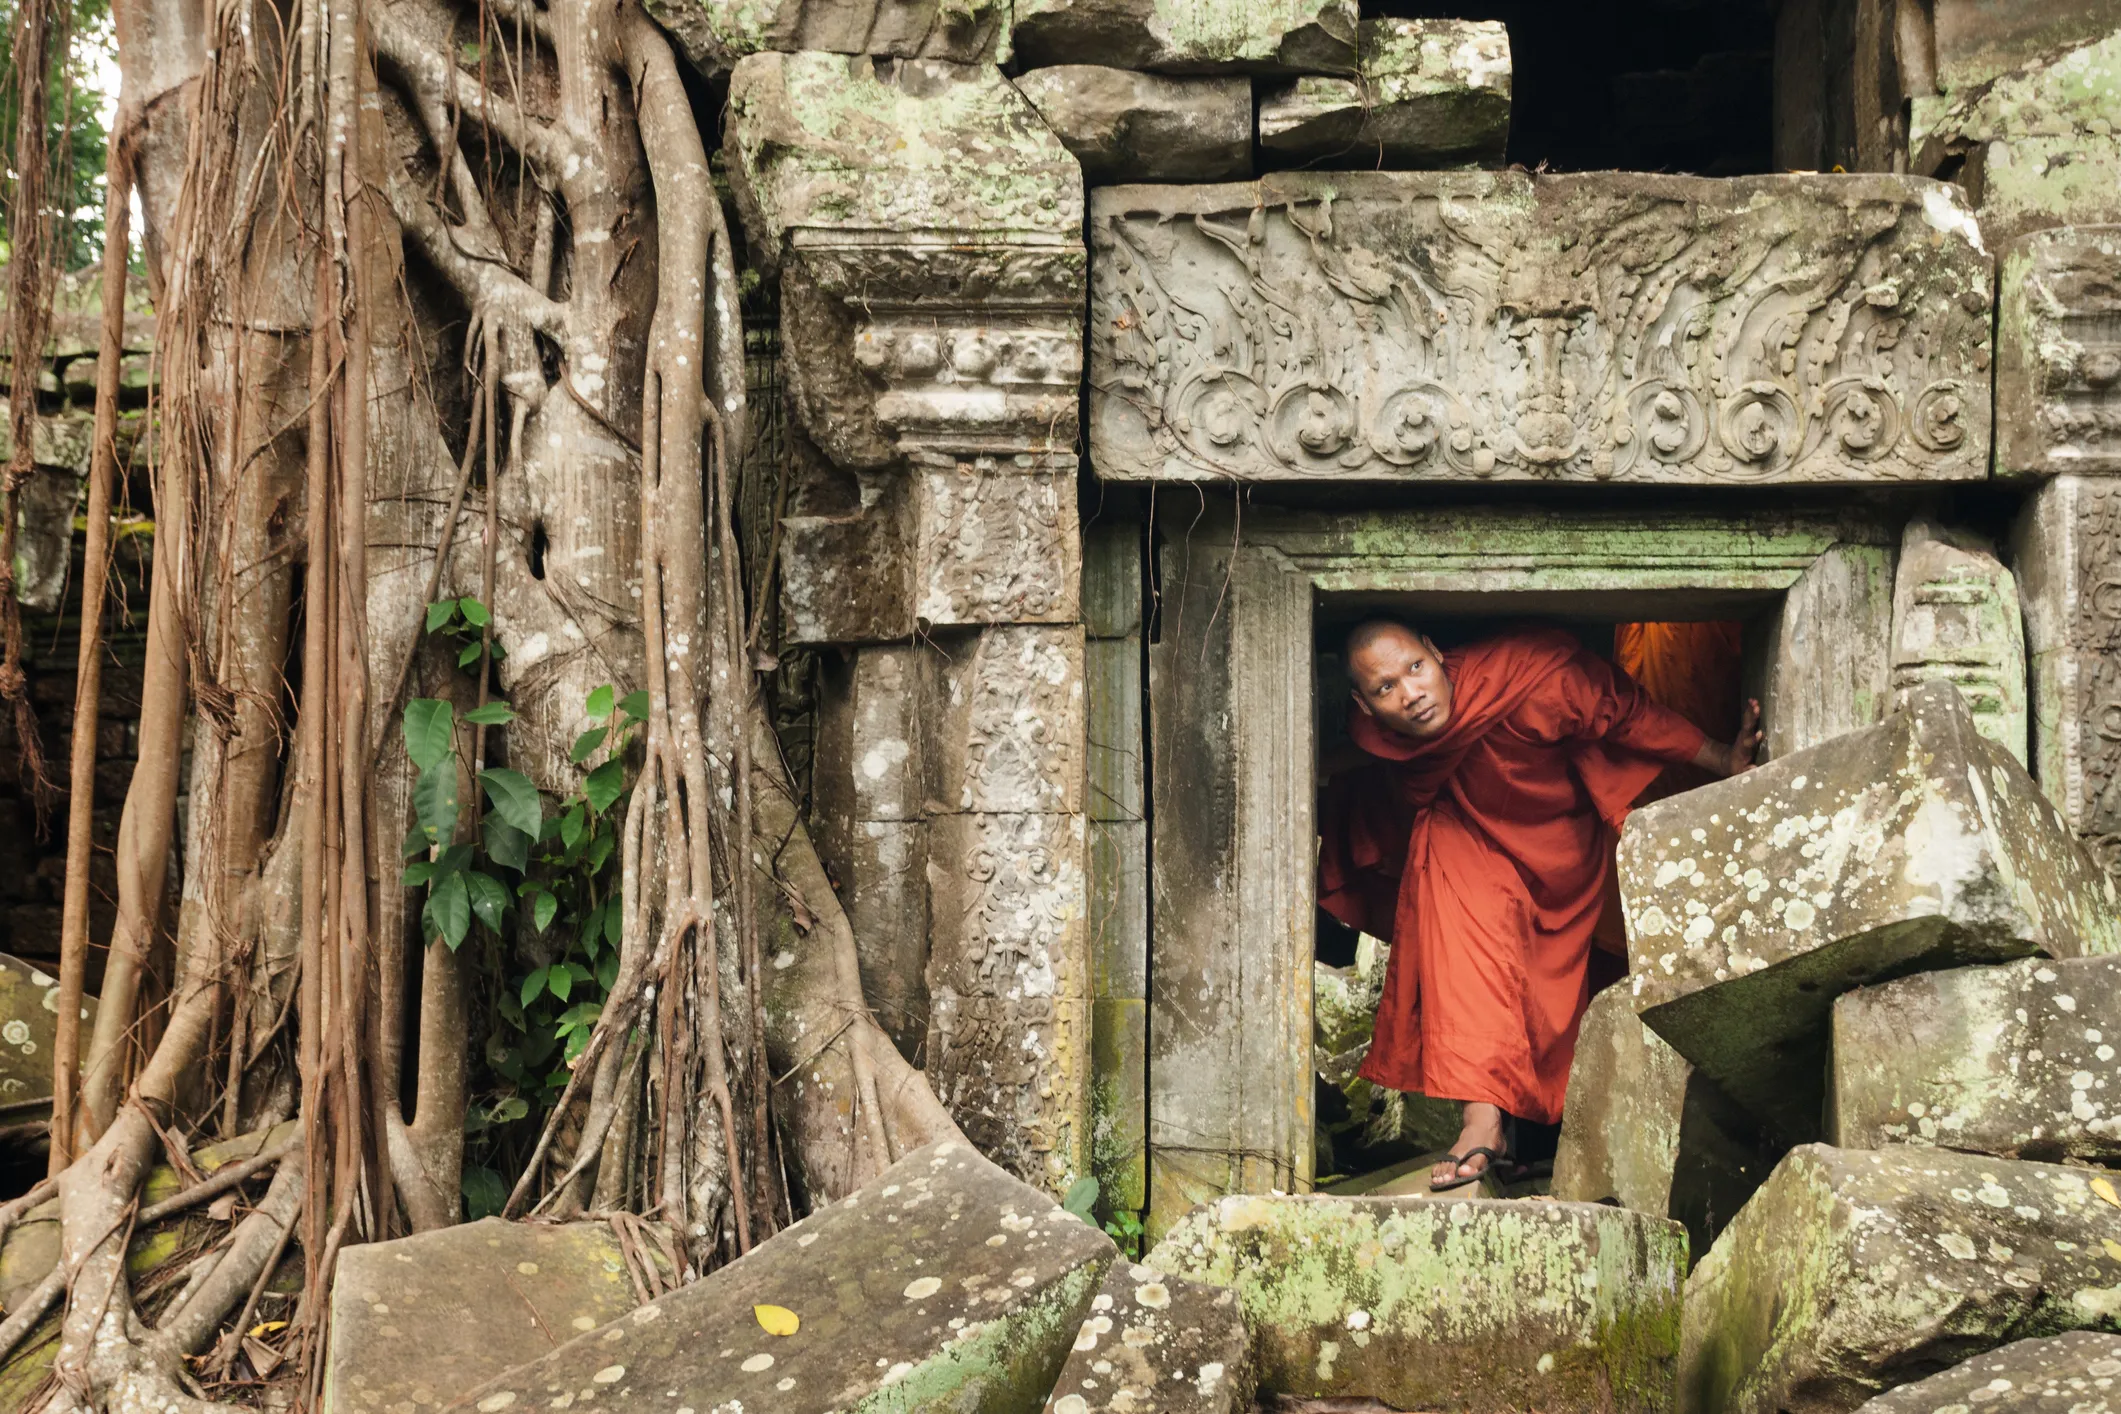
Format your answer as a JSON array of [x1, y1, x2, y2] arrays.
[[1349, 628, 1453, 739]]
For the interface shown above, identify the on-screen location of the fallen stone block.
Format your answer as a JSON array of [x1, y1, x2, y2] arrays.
[[1683, 1144, 2121, 1414], [1014, 68, 1250, 184], [1045, 1261, 1255, 1413], [1553, 985, 1780, 1268], [1258, 18, 1510, 168], [1832, 954, 2121, 1163], [325, 1219, 644, 1414], [1997, 226, 2121, 479], [1008, 0, 1355, 76], [444, 1140, 1114, 1414], [1622, 680, 2121, 1142], [1146, 1193, 1684, 1411], [1853, 1330, 2121, 1412], [0, 952, 93, 1113]]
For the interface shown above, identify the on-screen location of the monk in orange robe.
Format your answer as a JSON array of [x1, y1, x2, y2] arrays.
[[1319, 622, 1762, 1189]]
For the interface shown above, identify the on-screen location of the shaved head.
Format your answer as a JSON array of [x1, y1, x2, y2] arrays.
[[1344, 619, 1425, 663], [1344, 619, 1453, 739]]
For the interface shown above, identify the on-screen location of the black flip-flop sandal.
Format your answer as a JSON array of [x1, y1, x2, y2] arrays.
[[1429, 1146, 1509, 1192]]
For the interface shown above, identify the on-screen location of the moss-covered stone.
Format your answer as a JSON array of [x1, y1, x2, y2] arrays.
[[1258, 18, 1510, 168], [1684, 1144, 2121, 1414], [1012, 68, 1251, 185], [324, 1220, 645, 1414], [1146, 1193, 1685, 1411], [442, 1140, 1115, 1414], [1007, 0, 1355, 76], [1831, 954, 2121, 1163], [0, 952, 92, 1114], [1044, 1263, 1255, 1412], [1853, 1330, 2121, 1412], [1995, 225, 2121, 478], [1623, 681, 2121, 1142]]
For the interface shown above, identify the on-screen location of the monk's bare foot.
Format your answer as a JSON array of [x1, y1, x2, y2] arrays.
[[1432, 1101, 1507, 1187]]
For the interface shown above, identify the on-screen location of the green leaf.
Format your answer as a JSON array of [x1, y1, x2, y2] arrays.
[[520, 967, 547, 1008], [478, 768, 543, 839], [484, 813, 531, 873], [584, 759, 626, 815], [603, 900, 623, 949], [489, 1096, 528, 1124], [458, 642, 483, 668], [560, 803, 586, 851], [426, 600, 458, 633], [585, 830, 615, 875], [466, 870, 511, 933], [402, 859, 437, 887], [533, 890, 558, 932], [402, 822, 430, 860], [402, 698, 456, 771], [1062, 1175, 1099, 1220], [548, 966, 573, 1003], [585, 685, 614, 722], [459, 597, 491, 627], [618, 690, 649, 722], [461, 1165, 507, 1221], [424, 870, 471, 950], [438, 844, 475, 873], [413, 765, 460, 845], [596, 951, 619, 991], [463, 701, 516, 726], [569, 726, 609, 764], [555, 1000, 602, 1035]]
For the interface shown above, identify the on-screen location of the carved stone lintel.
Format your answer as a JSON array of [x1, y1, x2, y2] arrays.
[[1998, 225, 2121, 478], [930, 626, 1085, 814], [1007, 0, 1356, 76], [1090, 171, 1992, 485], [913, 456, 1081, 627], [2014, 474, 2121, 874], [1890, 518, 2028, 763]]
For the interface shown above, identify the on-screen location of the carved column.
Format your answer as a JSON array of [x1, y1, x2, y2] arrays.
[[726, 52, 1091, 1190], [1890, 518, 2028, 765]]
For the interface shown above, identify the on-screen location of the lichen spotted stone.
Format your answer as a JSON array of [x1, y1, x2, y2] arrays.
[[1145, 1193, 1685, 1412], [1852, 1331, 2121, 1412], [1684, 1145, 2121, 1414], [440, 1141, 1114, 1414], [1622, 680, 2121, 1142], [1832, 954, 2121, 1163], [1043, 1262, 1255, 1412]]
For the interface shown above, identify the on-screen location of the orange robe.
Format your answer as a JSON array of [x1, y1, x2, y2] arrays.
[[1318, 628, 1708, 1124]]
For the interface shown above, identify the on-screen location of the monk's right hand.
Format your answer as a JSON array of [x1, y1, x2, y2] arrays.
[[1722, 697, 1763, 776]]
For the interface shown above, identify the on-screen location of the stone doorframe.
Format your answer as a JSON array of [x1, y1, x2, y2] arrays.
[[1142, 499, 1898, 1237]]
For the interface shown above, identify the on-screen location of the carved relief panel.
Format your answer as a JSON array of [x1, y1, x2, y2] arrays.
[[1090, 172, 1992, 485], [1891, 518, 2028, 764], [1998, 226, 2121, 478]]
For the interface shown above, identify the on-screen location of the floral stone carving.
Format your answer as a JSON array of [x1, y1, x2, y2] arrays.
[[1089, 171, 1993, 485]]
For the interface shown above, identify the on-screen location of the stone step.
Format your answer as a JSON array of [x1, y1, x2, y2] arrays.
[[1684, 1143, 2121, 1413], [1552, 984, 1781, 1266], [439, 1140, 1114, 1413], [1832, 953, 2121, 1162], [325, 1219, 649, 1414], [1146, 1192, 1685, 1412], [1044, 1261, 1255, 1413], [1853, 1331, 2121, 1412], [1621, 680, 2121, 1143]]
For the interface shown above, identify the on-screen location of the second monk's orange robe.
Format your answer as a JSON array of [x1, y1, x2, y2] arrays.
[[1319, 628, 1708, 1124]]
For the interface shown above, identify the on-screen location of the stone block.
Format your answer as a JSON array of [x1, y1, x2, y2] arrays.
[[1090, 172, 1991, 485], [780, 494, 916, 645], [1086, 637, 1142, 823], [1008, 0, 1355, 77], [1831, 954, 2121, 1163], [1622, 681, 2121, 1142], [1997, 226, 2121, 479], [1891, 517, 2028, 764], [643, 0, 1001, 75], [1257, 19, 1510, 168], [1090, 995, 1146, 1215], [2013, 475, 2121, 872], [9, 465, 82, 614], [1013, 68, 1251, 184], [0, 952, 91, 1112], [325, 1220, 643, 1414], [914, 458, 1082, 627], [1045, 1262, 1254, 1413], [1090, 818, 1145, 999], [841, 818, 931, 1058], [1146, 1193, 1685, 1412], [1932, 1, 2121, 95], [1081, 517, 1143, 640], [930, 625, 1086, 815], [1852, 1330, 2121, 1413], [443, 1141, 1115, 1414], [815, 645, 925, 835], [1759, 543, 1897, 761], [1553, 985, 1780, 1269], [1682, 1144, 2121, 1414]]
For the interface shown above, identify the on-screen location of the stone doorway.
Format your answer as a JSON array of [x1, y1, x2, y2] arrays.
[[1139, 497, 1897, 1237]]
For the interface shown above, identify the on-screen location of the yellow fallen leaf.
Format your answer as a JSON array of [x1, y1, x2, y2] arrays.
[[2095, 1176, 2120, 1209], [2104, 1238, 2121, 1262], [754, 1304, 799, 1337], [248, 1320, 289, 1338]]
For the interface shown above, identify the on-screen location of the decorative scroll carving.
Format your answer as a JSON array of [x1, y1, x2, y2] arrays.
[[932, 626, 1085, 814], [1998, 225, 2121, 478], [913, 456, 1080, 627], [1089, 172, 1993, 484]]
